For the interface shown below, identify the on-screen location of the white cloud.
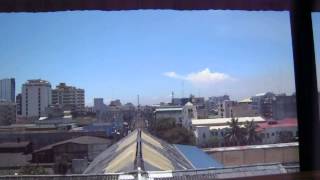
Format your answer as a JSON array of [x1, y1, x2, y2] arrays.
[[163, 68, 232, 86], [163, 72, 180, 79]]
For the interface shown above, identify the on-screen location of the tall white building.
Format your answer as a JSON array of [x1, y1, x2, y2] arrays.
[[22, 79, 52, 118], [52, 83, 85, 112], [0, 78, 15, 102]]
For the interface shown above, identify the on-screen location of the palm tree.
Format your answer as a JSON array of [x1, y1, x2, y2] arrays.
[[224, 117, 245, 146], [244, 120, 261, 145]]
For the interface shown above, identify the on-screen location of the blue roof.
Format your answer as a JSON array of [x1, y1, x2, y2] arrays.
[[174, 144, 224, 169]]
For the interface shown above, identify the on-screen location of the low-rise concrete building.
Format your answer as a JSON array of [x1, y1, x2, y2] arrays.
[[154, 102, 198, 129], [257, 118, 298, 144], [32, 136, 112, 163], [192, 117, 297, 147], [218, 100, 258, 118], [0, 101, 16, 125], [192, 116, 266, 146], [154, 107, 183, 124]]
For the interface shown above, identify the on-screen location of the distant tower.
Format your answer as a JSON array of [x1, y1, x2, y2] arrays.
[[171, 91, 174, 104]]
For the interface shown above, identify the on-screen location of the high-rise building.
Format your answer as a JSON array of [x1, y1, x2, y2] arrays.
[[0, 78, 15, 102], [22, 79, 52, 118], [51, 83, 85, 112], [0, 100, 16, 125], [16, 93, 22, 115]]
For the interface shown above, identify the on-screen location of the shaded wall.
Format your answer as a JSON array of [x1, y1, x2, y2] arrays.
[[0, 131, 109, 150], [205, 145, 299, 166]]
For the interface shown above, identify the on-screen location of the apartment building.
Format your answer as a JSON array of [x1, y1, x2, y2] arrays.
[[21, 79, 52, 118], [52, 83, 85, 113]]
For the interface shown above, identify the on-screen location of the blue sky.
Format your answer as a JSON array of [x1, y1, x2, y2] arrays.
[[1, 10, 317, 105]]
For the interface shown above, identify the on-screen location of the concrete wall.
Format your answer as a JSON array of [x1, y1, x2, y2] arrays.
[[205, 144, 299, 167]]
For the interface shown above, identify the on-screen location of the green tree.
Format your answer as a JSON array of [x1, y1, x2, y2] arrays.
[[224, 117, 245, 146], [150, 117, 195, 145], [244, 120, 261, 145], [203, 136, 220, 148]]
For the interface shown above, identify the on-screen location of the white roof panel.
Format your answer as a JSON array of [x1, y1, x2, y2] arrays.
[[192, 116, 265, 126]]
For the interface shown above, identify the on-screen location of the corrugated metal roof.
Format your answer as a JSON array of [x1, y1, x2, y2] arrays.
[[34, 136, 111, 153], [84, 130, 198, 174], [84, 130, 138, 174], [174, 144, 223, 169]]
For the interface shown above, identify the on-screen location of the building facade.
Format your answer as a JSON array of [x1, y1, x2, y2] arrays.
[[52, 83, 85, 112], [0, 78, 15, 102], [154, 103, 198, 129], [257, 118, 298, 144], [206, 95, 230, 116], [218, 100, 258, 118], [172, 95, 208, 119], [154, 107, 184, 126], [251, 92, 276, 119], [16, 93, 22, 115], [93, 98, 106, 113], [272, 94, 297, 120], [21, 79, 52, 118], [0, 100, 16, 125]]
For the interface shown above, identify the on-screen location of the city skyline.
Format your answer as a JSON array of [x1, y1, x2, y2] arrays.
[[1, 10, 319, 105]]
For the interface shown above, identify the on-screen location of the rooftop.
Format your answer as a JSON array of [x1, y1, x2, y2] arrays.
[[256, 118, 298, 131], [154, 108, 183, 113], [239, 98, 252, 103], [192, 117, 266, 127], [34, 136, 111, 153]]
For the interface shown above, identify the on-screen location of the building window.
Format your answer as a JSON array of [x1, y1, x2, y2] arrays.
[[202, 133, 206, 139]]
